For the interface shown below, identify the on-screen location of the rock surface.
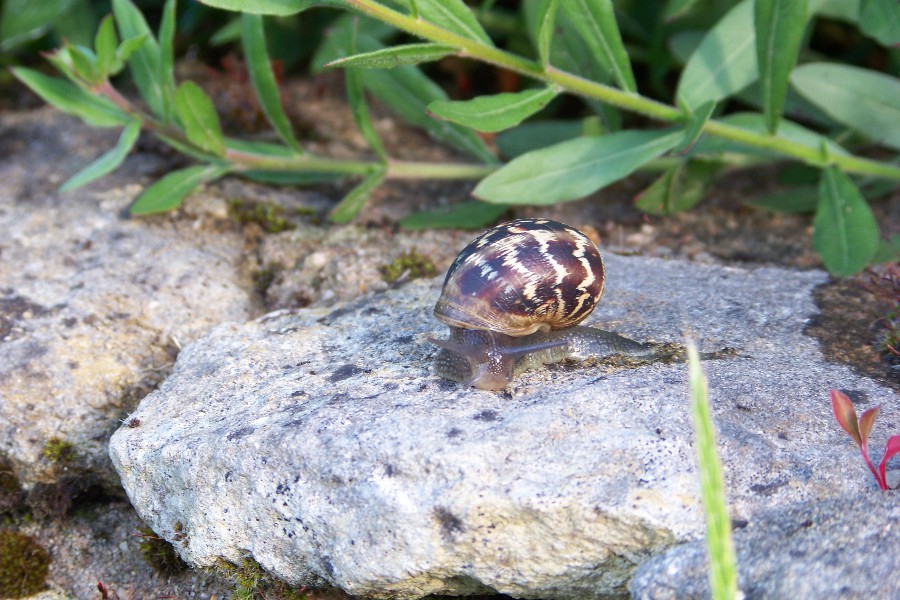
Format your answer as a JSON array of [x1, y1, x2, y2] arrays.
[[110, 254, 897, 598], [630, 493, 899, 599]]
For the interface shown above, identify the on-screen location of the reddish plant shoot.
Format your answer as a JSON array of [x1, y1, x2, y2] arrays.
[[830, 389, 900, 491]]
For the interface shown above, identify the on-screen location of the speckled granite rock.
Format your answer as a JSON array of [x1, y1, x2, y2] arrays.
[[110, 253, 897, 598]]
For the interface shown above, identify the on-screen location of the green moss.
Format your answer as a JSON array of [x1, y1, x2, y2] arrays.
[[137, 525, 188, 575], [0, 530, 50, 598], [215, 558, 308, 600], [253, 263, 281, 299], [379, 250, 437, 284], [228, 199, 296, 234], [41, 438, 75, 463]]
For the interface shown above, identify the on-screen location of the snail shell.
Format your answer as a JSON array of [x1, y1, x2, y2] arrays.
[[433, 219, 605, 336]]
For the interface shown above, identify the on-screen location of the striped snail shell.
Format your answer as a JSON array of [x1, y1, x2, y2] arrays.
[[433, 219, 605, 336]]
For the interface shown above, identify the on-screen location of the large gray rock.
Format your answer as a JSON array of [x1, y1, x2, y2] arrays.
[[110, 253, 897, 598], [0, 109, 253, 495], [630, 493, 899, 599]]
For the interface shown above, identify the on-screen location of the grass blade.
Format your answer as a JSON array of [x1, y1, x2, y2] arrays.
[[688, 342, 738, 600], [347, 66, 387, 161], [813, 167, 879, 276], [755, 0, 809, 133], [474, 129, 681, 204], [241, 14, 303, 153], [158, 0, 177, 123], [428, 87, 560, 133], [129, 164, 229, 215], [60, 120, 141, 191], [329, 168, 386, 223]]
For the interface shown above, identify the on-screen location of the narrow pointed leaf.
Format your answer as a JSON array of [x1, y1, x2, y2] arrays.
[[791, 63, 900, 151], [347, 67, 386, 161], [636, 159, 720, 214], [755, 0, 809, 133], [635, 165, 679, 215], [536, 0, 559, 66], [676, 100, 715, 152], [11, 67, 130, 127], [814, 168, 879, 276], [859, 0, 900, 45], [677, 0, 757, 112], [831, 389, 862, 446], [400, 201, 511, 230], [175, 82, 226, 156], [113, 34, 149, 74], [428, 87, 559, 133], [158, 0, 177, 123], [196, 0, 336, 15], [95, 15, 118, 77], [69, 45, 100, 83], [325, 43, 457, 69], [129, 165, 228, 215], [414, 0, 493, 46], [878, 435, 900, 490], [60, 121, 141, 191], [474, 129, 681, 205], [560, 0, 636, 92], [858, 406, 880, 446], [242, 14, 302, 153], [329, 168, 386, 223], [665, 0, 701, 21], [112, 0, 164, 116]]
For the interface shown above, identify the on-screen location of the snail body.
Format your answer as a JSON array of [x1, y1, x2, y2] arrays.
[[430, 219, 656, 391]]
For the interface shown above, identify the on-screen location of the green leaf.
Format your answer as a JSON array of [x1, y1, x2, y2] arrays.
[[813, 167, 879, 276], [11, 67, 130, 127], [0, 0, 75, 52], [791, 63, 900, 151], [325, 43, 457, 69], [174, 82, 226, 156], [414, 0, 493, 46], [755, 0, 809, 133], [560, 0, 636, 93], [329, 168, 386, 223], [158, 0, 177, 123], [112, 0, 164, 117], [241, 14, 303, 153], [858, 0, 900, 45], [676, 0, 757, 112], [664, 0, 701, 21], [495, 120, 585, 159], [195, 0, 334, 16], [535, 0, 559, 66], [872, 234, 900, 265], [675, 100, 715, 152], [474, 129, 682, 204], [810, 0, 860, 21], [744, 186, 819, 213], [400, 201, 511, 230], [113, 34, 149, 74], [635, 160, 721, 214], [68, 45, 100, 84], [94, 15, 118, 77], [129, 165, 229, 215], [347, 67, 387, 161], [54, 0, 95, 47], [428, 87, 560, 133], [60, 121, 141, 192]]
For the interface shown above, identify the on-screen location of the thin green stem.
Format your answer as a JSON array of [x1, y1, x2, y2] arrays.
[[343, 0, 900, 181]]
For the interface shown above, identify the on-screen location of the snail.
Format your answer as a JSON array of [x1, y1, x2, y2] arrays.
[[429, 219, 662, 391]]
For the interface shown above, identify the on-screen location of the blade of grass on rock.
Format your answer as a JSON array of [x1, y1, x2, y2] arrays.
[[676, 0, 757, 112], [560, 0, 636, 92], [755, 0, 809, 134], [414, 0, 493, 46], [112, 0, 164, 117], [428, 87, 560, 133], [791, 63, 900, 151], [60, 120, 141, 191], [474, 129, 681, 205], [400, 201, 511, 230], [813, 167, 879, 276], [242, 14, 303, 153], [11, 67, 130, 127], [130, 164, 229, 215], [325, 43, 458, 69], [329, 168, 386, 223], [174, 81, 226, 156]]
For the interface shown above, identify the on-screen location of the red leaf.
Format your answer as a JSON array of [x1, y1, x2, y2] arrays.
[[858, 406, 880, 446], [831, 389, 861, 446], [878, 435, 900, 491]]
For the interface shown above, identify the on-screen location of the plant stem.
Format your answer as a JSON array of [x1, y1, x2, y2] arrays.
[[343, 0, 900, 181]]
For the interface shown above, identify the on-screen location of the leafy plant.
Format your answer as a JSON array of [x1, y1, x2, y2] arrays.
[[830, 388, 900, 491], [688, 342, 739, 600], [12, 0, 900, 272]]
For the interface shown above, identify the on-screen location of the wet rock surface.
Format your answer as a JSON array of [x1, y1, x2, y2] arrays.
[[110, 255, 896, 599]]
